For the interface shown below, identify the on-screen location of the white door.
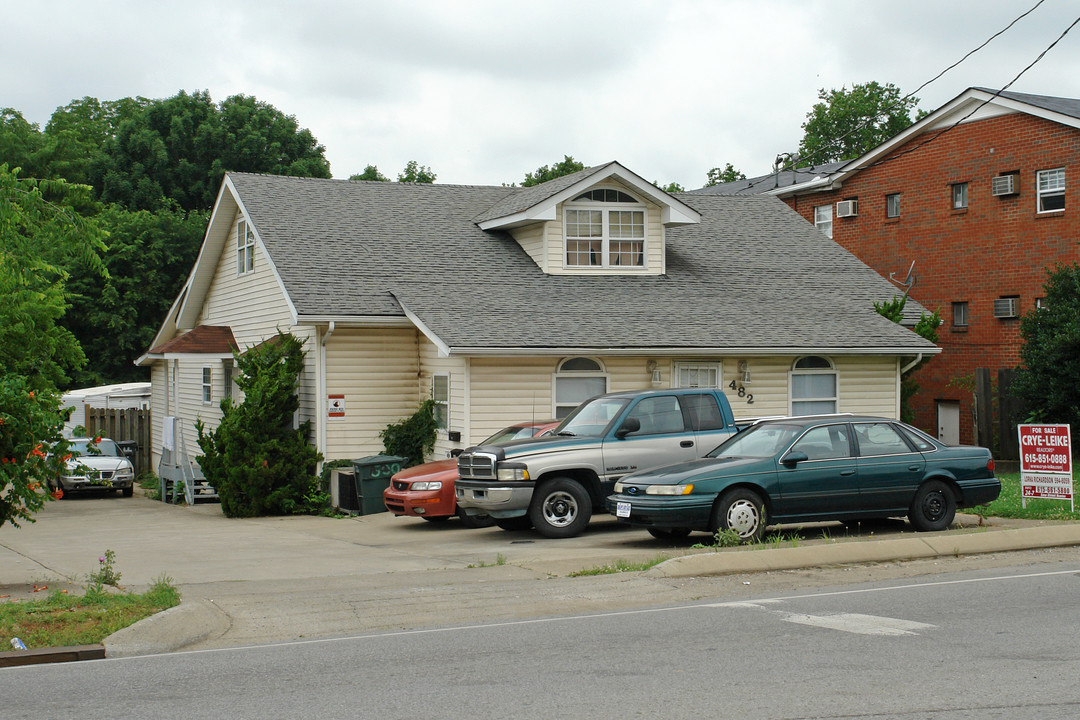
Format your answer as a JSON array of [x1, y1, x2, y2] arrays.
[[936, 401, 960, 445]]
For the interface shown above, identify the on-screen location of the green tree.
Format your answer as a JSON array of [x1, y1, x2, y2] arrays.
[[798, 81, 921, 164], [350, 164, 389, 182], [0, 165, 107, 526], [41, 96, 149, 187], [521, 155, 585, 187], [96, 90, 330, 211], [63, 203, 208, 386], [1012, 263, 1080, 429], [397, 160, 436, 183], [653, 180, 685, 193], [704, 163, 745, 187], [0, 109, 47, 179], [874, 295, 942, 424], [196, 332, 324, 518]]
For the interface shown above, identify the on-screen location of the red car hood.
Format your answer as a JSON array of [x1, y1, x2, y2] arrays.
[[391, 458, 457, 483]]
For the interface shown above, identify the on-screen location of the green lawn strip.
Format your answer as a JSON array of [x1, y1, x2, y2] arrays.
[[965, 471, 1080, 522], [1, 579, 180, 649], [569, 554, 671, 577]]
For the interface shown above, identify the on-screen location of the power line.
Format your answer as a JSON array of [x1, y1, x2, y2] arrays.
[[738, 0, 1056, 192]]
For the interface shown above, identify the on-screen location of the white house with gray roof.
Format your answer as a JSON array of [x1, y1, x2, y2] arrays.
[[138, 161, 938, 470]]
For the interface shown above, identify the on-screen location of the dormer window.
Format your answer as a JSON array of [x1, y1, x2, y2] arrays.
[[564, 188, 645, 268]]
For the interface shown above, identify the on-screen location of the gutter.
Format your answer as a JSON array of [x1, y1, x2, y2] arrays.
[[900, 353, 924, 375], [317, 322, 336, 468]]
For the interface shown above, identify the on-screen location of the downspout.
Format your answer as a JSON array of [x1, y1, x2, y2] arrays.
[[900, 353, 923, 375], [318, 322, 336, 467]]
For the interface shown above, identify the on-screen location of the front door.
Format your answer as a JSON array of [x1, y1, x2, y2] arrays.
[[602, 394, 699, 490], [773, 422, 859, 517], [936, 401, 960, 445]]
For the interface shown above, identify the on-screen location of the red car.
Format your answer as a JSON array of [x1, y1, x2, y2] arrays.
[[384, 420, 559, 527]]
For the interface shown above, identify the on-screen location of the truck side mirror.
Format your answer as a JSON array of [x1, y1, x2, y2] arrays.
[[615, 417, 641, 438]]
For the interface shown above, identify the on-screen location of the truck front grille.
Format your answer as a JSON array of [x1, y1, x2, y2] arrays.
[[458, 452, 496, 480]]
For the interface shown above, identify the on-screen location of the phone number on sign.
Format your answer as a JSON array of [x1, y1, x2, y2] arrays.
[[1024, 453, 1069, 466]]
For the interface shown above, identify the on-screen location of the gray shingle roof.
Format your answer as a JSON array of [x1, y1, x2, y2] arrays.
[[690, 161, 848, 196], [472, 164, 613, 223], [974, 87, 1080, 122], [228, 172, 935, 353]]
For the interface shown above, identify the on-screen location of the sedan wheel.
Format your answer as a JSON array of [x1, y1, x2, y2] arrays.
[[908, 480, 956, 532], [712, 488, 766, 543]]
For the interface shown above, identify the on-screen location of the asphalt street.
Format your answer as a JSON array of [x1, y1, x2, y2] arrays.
[[3, 562, 1079, 719]]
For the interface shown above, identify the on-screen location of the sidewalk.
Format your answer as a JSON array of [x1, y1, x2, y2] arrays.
[[2, 492, 1078, 663]]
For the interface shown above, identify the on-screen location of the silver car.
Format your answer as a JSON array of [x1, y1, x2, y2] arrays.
[[54, 438, 136, 497]]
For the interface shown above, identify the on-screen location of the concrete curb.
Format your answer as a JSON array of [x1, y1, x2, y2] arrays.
[[103, 598, 231, 658], [647, 524, 1080, 579]]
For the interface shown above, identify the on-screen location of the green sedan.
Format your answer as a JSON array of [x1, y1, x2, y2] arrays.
[[607, 415, 1000, 542]]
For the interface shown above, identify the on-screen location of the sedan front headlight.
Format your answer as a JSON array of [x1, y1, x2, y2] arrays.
[[410, 481, 442, 491], [645, 484, 694, 496]]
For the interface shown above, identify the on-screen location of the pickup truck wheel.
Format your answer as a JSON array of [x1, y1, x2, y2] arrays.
[[529, 477, 591, 539], [712, 488, 766, 543], [647, 527, 692, 540], [458, 509, 496, 529], [494, 516, 533, 531], [908, 480, 956, 532]]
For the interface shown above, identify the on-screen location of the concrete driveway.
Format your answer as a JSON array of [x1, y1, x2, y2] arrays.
[[3, 491, 1078, 655]]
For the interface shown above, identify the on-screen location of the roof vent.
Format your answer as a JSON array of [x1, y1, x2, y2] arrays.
[[992, 175, 1017, 196], [836, 199, 858, 218], [993, 297, 1018, 318]]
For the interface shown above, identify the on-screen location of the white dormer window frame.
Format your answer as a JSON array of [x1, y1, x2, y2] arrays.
[[563, 188, 647, 269], [237, 218, 255, 275]]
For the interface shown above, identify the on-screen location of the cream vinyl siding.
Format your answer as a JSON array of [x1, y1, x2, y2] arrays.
[[322, 327, 419, 461], [148, 364, 168, 469], [834, 356, 901, 418], [509, 223, 547, 273], [419, 337, 467, 459], [468, 357, 558, 443]]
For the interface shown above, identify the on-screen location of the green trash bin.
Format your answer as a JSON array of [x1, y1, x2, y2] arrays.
[[352, 454, 408, 515]]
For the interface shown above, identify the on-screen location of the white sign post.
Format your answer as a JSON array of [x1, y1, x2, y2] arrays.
[[1018, 424, 1073, 511]]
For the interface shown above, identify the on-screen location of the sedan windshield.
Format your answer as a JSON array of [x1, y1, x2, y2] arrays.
[[69, 439, 121, 457], [709, 423, 802, 458], [481, 425, 544, 445], [555, 398, 629, 437]]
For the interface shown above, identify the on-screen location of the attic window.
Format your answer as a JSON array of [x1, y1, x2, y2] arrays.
[[564, 189, 645, 268], [572, 189, 637, 203], [237, 219, 255, 275]]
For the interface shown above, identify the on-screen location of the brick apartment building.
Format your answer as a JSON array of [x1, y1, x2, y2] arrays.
[[698, 87, 1080, 447]]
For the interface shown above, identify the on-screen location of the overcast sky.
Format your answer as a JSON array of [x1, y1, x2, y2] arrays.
[[6, 1, 1080, 188]]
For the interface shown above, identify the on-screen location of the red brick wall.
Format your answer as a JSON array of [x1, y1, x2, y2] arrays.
[[785, 112, 1080, 445]]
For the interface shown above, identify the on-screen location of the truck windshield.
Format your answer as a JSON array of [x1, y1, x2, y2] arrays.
[[708, 423, 801, 458], [555, 397, 628, 438]]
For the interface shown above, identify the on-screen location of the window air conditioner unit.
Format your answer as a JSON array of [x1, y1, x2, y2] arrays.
[[836, 200, 858, 218], [991, 175, 1017, 196], [993, 297, 1018, 318]]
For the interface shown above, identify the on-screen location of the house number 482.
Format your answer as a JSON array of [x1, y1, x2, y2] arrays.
[[728, 380, 754, 404]]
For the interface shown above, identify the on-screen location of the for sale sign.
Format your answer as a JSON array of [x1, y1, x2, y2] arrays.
[[1018, 424, 1073, 510], [1018, 424, 1072, 474]]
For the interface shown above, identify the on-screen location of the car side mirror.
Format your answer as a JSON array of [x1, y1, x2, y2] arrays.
[[615, 417, 641, 438], [448, 448, 463, 458], [781, 450, 808, 466]]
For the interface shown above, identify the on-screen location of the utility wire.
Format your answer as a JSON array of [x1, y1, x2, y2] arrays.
[[738, 0, 1055, 192]]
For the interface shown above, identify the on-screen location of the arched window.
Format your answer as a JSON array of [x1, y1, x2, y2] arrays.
[[564, 188, 645, 268], [554, 357, 608, 419], [790, 356, 837, 415]]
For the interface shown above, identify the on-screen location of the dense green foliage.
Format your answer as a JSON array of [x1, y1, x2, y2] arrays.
[[350, 164, 390, 181], [798, 81, 921, 164], [379, 400, 439, 467], [521, 155, 585, 187], [704, 163, 746, 187], [0, 166, 107, 526], [397, 160, 437, 183], [1012, 263, 1080, 429], [1, 91, 331, 387], [196, 332, 325, 518], [874, 295, 942, 423]]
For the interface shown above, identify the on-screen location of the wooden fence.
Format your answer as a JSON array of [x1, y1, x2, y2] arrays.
[[84, 407, 152, 476]]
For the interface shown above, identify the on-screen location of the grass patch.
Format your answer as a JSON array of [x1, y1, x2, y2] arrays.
[[1, 574, 180, 649], [467, 553, 508, 568], [965, 471, 1079, 522], [569, 554, 670, 576]]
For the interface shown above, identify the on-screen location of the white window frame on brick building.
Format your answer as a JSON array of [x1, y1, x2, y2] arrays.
[[814, 204, 833, 238], [1037, 168, 1065, 213]]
